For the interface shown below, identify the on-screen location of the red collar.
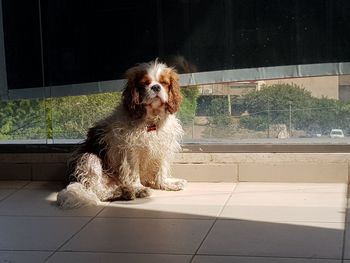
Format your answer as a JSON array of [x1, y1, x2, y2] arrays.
[[146, 124, 157, 132]]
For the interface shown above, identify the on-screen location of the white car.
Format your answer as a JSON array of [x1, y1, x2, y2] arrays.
[[329, 129, 344, 138]]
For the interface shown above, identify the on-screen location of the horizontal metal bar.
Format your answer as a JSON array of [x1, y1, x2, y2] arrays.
[[182, 143, 350, 153], [1, 143, 350, 153], [4, 62, 350, 100]]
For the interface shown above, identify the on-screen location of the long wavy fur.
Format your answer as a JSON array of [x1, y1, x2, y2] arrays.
[[57, 60, 186, 209]]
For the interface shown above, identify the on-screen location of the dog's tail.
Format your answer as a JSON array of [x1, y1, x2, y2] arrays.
[[57, 182, 100, 209]]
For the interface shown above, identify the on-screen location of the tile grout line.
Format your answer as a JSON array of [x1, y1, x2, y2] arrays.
[[41, 250, 194, 256], [0, 181, 32, 203], [189, 182, 239, 263], [216, 183, 239, 218], [193, 253, 342, 261], [341, 182, 350, 263], [43, 203, 110, 263]]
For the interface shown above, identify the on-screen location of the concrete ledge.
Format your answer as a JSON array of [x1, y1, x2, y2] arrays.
[[239, 163, 348, 183], [172, 164, 238, 182], [0, 163, 31, 180], [0, 153, 349, 183]]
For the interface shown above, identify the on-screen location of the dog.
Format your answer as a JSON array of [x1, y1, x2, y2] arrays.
[[57, 60, 186, 208]]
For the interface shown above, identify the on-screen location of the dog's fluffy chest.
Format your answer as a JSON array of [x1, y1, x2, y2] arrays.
[[131, 115, 182, 156], [139, 117, 179, 147]]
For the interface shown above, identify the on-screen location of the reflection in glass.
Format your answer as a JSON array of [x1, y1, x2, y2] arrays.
[[0, 99, 46, 141], [0, 75, 349, 144], [3, 0, 349, 90], [51, 92, 121, 139], [183, 75, 350, 143]]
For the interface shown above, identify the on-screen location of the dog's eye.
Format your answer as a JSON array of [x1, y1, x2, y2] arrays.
[[140, 79, 151, 86], [160, 80, 170, 86]]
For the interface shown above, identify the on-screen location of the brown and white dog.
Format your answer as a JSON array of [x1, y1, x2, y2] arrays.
[[57, 60, 186, 208]]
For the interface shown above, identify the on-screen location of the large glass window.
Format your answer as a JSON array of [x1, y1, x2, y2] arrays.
[[0, 0, 349, 146], [1, 75, 350, 144]]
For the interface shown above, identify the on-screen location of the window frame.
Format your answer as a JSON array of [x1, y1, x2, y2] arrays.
[[1, 142, 350, 153], [0, 0, 8, 100], [0, 62, 350, 100]]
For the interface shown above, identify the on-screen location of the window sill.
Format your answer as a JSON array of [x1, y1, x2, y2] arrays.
[[0, 150, 349, 183]]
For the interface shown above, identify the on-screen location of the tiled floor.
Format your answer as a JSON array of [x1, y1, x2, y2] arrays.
[[0, 181, 349, 263]]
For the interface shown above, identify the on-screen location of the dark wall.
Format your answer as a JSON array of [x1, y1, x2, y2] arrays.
[[2, 0, 350, 90]]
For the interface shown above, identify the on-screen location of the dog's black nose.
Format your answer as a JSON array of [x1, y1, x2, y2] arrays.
[[151, 84, 161, 93]]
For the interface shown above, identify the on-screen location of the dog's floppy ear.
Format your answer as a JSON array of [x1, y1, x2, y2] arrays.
[[166, 69, 183, 114], [122, 66, 144, 117]]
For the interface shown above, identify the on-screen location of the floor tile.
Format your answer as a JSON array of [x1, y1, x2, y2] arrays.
[[232, 183, 348, 193], [225, 191, 345, 207], [198, 220, 344, 259], [61, 218, 214, 254], [101, 193, 229, 219], [186, 182, 236, 192], [192, 255, 340, 263], [0, 189, 104, 217], [0, 181, 346, 262], [0, 216, 90, 250], [0, 180, 29, 189], [100, 183, 234, 219], [152, 182, 235, 195], [220, 183, 347, 222], [0, 189, 15, 201], [47, 252, 191, 263], [0, 251, 51, 263], [24, 181, 65, 190], [220, 206, 345, 223], [345, 185, 350, 223], [341, 223, 350, 259]]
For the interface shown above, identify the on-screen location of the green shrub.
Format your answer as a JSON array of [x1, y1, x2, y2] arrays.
[[178, 86, 200, 124], [240, 116, 268, 131]]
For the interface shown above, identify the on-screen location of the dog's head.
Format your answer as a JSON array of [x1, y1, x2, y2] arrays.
[[122, 60, 182, 118]]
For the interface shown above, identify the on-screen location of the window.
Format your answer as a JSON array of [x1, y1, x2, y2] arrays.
[[1, 74, 350, 146], [0, 0, 349, 148]]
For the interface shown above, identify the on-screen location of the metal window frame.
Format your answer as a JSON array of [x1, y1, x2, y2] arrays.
[[0, 142, 350, 153], [0, 0, 8, 100]]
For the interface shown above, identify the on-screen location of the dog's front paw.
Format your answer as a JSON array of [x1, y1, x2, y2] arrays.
[[120, 186, 136, 200], [136, 187, 151, 198], [161, 178, 187, 191]]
